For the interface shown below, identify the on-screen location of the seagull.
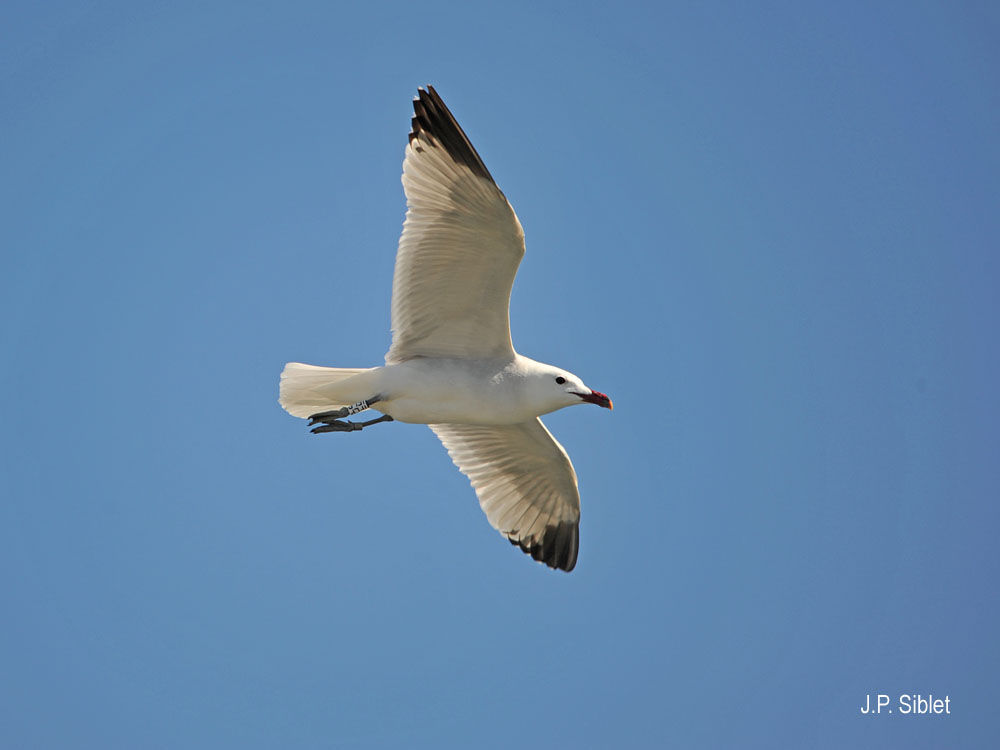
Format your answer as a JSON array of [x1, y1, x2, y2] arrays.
[[279, 86, 612, 572]]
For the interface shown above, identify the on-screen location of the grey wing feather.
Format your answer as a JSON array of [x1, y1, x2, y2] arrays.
[[430, 418, 581, 572], [387, 87, 525, 363]]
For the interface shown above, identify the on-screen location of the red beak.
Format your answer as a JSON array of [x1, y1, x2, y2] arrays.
[[576, 389, 613, 410]]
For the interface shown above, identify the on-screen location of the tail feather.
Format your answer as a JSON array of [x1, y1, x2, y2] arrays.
[[278, 362, 375, 418]]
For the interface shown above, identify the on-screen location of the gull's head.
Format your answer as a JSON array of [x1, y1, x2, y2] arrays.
[[529, 366, 613, 414]]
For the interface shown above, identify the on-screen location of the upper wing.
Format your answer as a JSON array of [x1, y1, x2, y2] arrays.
[[386, 86, 525, 364], [430, 419, 581, 572]]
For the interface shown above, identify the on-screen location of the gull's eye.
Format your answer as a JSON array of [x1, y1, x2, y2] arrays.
[[555, 376, 566, 385]]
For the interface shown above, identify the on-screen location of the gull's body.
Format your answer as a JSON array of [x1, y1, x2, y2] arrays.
[[279, 86, 611, 572], [283, 355, 592, 426]]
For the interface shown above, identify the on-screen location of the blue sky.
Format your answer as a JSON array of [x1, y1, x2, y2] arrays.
[[2, 1, 998, 747]]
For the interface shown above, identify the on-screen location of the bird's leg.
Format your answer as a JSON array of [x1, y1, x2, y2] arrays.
[[310, 414, 394, 434], [308, 396, 393, 434], [308, 395, 383, 424]]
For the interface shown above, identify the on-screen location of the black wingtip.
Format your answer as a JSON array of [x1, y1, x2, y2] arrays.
[[408, 85, 496, 184], [509, 520, 579, 572]]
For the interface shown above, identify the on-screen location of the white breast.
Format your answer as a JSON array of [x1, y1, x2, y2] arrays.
[[373, 358, 537, 425]]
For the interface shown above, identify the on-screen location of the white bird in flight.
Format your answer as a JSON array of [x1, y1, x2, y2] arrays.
[[279, 86, 612, 572]]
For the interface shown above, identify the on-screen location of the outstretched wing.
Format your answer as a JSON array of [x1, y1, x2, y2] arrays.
[[430, 419, 581, 572], [386, 86, 525, 364]]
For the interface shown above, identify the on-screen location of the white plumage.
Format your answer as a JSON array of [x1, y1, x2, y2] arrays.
[[279, 86, 611, 571], [431, 420, 581, 569], [389, 103, 524, 362]]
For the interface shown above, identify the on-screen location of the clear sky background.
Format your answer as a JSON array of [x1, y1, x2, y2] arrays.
[[2, 1, 998, 748]]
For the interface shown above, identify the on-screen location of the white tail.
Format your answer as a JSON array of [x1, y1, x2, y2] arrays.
[[278, 362, 375, 418]]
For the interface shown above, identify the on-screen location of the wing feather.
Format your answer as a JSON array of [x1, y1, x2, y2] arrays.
[[387, 86, 525, 363], [430, 419, 581, 572]]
